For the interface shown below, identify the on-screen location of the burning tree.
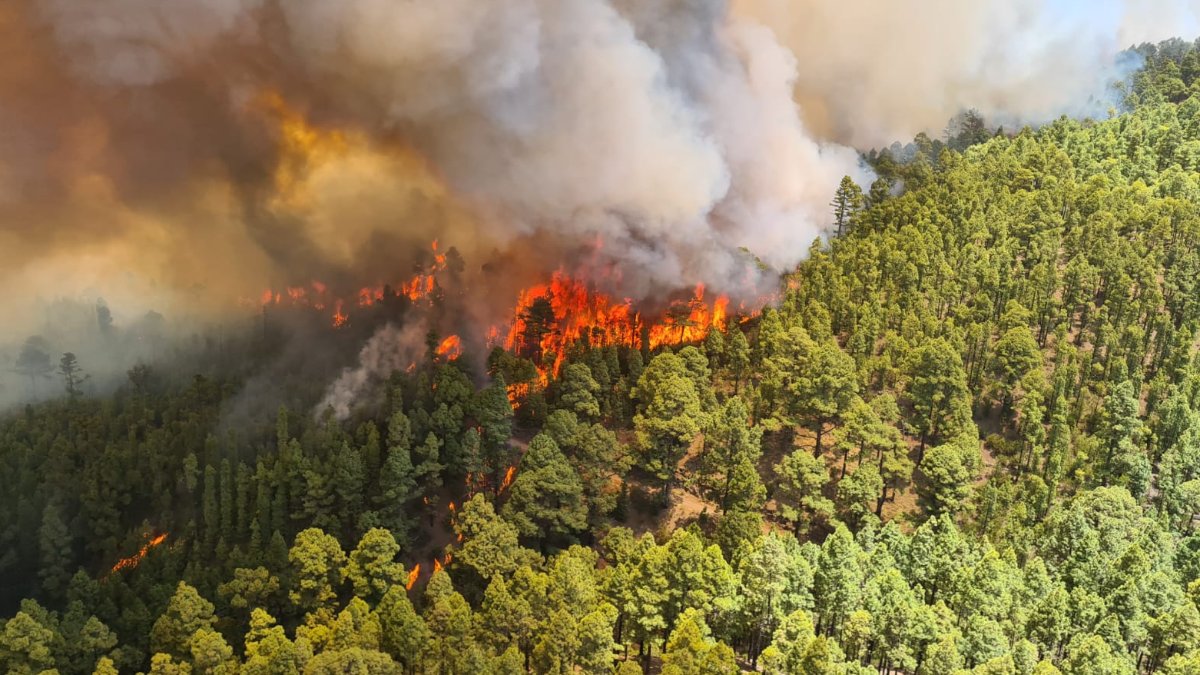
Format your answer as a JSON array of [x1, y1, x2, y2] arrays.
[[517, 296, 556, 364], [500, 271, 731, 386]]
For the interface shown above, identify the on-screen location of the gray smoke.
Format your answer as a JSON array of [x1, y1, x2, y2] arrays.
[[0, 0, 1196, 334], [316, 321, 429, 420]]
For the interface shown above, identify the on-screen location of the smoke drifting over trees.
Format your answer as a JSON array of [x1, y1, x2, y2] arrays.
[[0, 0, 1196, 406]]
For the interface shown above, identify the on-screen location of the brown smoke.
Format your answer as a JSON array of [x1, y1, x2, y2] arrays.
[[0, 0, 1195, 343]]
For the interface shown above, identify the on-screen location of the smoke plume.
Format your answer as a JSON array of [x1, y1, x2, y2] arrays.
[[0, 0, 1196, 362], [317, 321, 430, 420], [736, 0, 1200, 147]]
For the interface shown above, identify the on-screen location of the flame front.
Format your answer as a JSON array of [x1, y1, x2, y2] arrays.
[[110, 533, 168, 575], [500, 272, 728, 383], [405, 564, 420, 590], [435, 335, 462, 361], [256, 245, 738, 367], [646, 283, 729, 349], [260, 240, 447, 327]]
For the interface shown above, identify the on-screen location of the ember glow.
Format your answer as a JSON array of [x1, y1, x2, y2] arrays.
[[109, 533, 168, 575]]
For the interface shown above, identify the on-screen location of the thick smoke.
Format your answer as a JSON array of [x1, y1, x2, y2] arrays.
[[736, 0, 1200, 147], [272, 0, 868, 299], [0, 0, 1197, 398]]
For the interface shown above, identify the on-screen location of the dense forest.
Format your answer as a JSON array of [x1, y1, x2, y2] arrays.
[[3, 38, 1200, 674]]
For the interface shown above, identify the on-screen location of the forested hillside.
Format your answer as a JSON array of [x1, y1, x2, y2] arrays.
[[3, 39, 1200, 674]]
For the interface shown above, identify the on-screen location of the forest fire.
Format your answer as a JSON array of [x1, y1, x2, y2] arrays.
[[499, 271, 730, 383], [498, 466, 517, 494], [647, 285, 729, 349], [331, 300, 348, 328], [255, 255, 740, 378], [109, 533, 168, 575], [506, 383, 530, 407], [435, 335, 462, 361], [259, 240, 448, 327], [405, 564, 420, 590]]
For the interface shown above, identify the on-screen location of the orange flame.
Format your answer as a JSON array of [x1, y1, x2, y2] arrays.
[[332, 299, 348, 328], [405, 564, 420, 590], [506, 382, 531, 408], [498, 466, 517, 494], [498, 272, 728, 383], [258, 241, 448, 327], [435, 335, 463, 361], [646, 283, 729, 349], [501, 272, 639, 383], [110, 533, 168, 575]]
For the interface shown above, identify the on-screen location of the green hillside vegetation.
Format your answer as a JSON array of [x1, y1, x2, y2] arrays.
[[2, 39, 1200, 674]]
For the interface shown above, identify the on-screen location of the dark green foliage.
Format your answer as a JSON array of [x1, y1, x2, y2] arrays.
[[4, 40, 1200, 674]]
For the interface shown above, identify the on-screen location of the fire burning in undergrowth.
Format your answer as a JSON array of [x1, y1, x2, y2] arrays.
[[109, 533, 168, 575]]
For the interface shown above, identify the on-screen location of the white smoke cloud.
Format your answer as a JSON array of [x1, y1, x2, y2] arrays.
[[316, 321, 429, 420], [8, 0, 1194, 413], [272, 0, 869, 299], [735, 0, 1200, 146], [7, 0, 1200, 316]]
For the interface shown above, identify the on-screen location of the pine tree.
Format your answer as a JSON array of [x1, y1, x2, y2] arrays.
[[812, 525, 863, 635], [560, 363, 602, 422], [58, 352, 88, 399], [346, 528, 405, 605], [632, 353, 705, 504], [378, 586, 427, 672], [38, 501, 73, 598], [502, 434, 588, 542], [475, 374, 516, 486], [376, 413, 417, 541], [150, 582, 217, 661], [287, 528, 346, 619], [830, 175, 865, 236]]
